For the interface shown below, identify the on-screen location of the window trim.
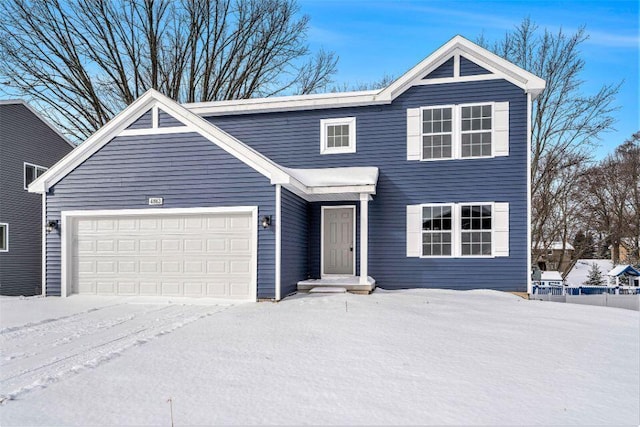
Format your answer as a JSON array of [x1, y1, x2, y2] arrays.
[[459, 202, 495, 258], [419, 102, 496, 161], [24, 162, 48, 190], [459, 102, 495, 160], [419, 104, 456, 161], [0, 223, 8, 252], [418, 202, 495, 258], [420, 203, 455, 258], [320, 117, 356, 155]]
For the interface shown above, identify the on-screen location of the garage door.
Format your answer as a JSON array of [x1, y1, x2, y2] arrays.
[[71, 211, 255, 299]]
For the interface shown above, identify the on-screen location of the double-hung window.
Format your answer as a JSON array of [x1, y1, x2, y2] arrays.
[[421, 107, 453, 160], [422, 205, 453, 256], [460, 204, 492, 256], [409, 101, 507, 161], [461, 105, 492, 158], [24, 163, 47, 190]]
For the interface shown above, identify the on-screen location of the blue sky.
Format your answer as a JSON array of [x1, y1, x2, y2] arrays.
[[301, 0, 639, 158]]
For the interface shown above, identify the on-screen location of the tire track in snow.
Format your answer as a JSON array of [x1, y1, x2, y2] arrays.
[[0, 304, 174, 361], [0, 304, 230, 403]]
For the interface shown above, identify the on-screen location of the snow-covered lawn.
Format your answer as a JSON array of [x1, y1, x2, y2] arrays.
[[1, 290, 638, 425]]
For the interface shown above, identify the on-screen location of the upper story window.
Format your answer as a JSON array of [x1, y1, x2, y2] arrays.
[[320, 117, 356, 154], [422, 106, 453, 160], [0, 223, 7, 252], [408, 102, 508, 161], [461, 104, 492, 158], [24, 162, 48, 190]]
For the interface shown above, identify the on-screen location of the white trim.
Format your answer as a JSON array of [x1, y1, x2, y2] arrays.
[[320, 117, 356, 155], [0, 223, 8, 252], [359, 193, 368, 285], [0, 99, 76, 148], [417, 102, 497, 161], [415, 202, 497, 258], [275, 184, 282, 301], [415, 74, 504, 86], [418, 203, 455, 258], [459, 102, 495, 160], [27, 90, 291, 194], [119, 126, 193, 136], [320, 205, 356, 277], [453, 54, 460, 78], [151, 105, 159, 129], [527, 92, 533, 294], [41, 195, 46, 295], [419, 105, 456, 161], [60, 206, 259, 300], [185, 35, 545, 116], [23, 162, 48, 190]]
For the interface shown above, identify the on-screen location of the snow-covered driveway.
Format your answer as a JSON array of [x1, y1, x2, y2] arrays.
[[0, 290, 638, 425], [1, 300, 224, 403]]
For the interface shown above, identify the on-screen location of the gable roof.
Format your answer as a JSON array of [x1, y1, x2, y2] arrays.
[[27, 89, 377, 201], [186, 35, 545, 116], [608, 265, 640, 277], [0, 99, 76, 149]]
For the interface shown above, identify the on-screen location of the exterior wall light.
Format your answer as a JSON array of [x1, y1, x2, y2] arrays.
[[46, 220, 59, 233], [261, 215, 271, 229]]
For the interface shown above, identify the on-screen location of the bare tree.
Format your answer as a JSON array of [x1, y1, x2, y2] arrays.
[[0, 0, 338, 140], [584, 132, 640, 265], [478, 19, 620, 264]]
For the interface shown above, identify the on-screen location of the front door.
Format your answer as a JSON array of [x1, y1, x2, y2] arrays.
[[322, 207, 354, 275]]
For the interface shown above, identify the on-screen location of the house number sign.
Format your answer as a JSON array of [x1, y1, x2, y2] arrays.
[[148, 197, 164, 206]]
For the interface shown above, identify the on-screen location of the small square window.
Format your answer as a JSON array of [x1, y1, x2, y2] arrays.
[[0, 223, 7, 252], [320, 117, 356, 154], [24, 163, 48, 190]]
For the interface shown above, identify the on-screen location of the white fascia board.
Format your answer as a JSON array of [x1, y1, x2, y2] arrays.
[[0, 99, 77, 149], [307, 184, 376, 195], [380, 35, 545, 101], [28, 91, 160, 194], [185, 90, 388, 116], [28, 89, 297, 194]]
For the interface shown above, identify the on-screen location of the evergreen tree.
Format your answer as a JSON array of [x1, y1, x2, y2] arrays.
[[585, 263, 605, 286]]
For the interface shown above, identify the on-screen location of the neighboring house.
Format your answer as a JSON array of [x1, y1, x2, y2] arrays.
[[0, 100, 75, 296], [532, 241, 574, 272], [607, 265, 640, 287], [565, 259, 614, 287], [609, 238, 640, 265], [28, 36, 545, 301]]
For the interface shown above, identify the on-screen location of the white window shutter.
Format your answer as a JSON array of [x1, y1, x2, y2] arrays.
[[407, 108, 421, 160], [407, 205, 422, 257], [493, 102, 509, 157], [494, 202, 509, 256]]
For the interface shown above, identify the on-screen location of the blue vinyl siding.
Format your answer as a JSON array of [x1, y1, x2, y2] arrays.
[[45, 132, 276, 298], [423, 57, 454, 79], [280, 188, 308, 296], [126, 110, 153, 129], [460, 56, 492, 76], [159, 110, 183, 128], [206, 79, 528, 291]]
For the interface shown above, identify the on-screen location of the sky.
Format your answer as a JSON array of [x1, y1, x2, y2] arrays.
[[300, 0, 639, 158]]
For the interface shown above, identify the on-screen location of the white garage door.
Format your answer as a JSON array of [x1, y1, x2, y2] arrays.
[[70, 211, 255, 299]]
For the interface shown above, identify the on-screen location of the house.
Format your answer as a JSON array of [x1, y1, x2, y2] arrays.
[[532, 241, 575, 273], [609, 238, 639, 265], [565, 259, 614, 287], [0, 100, 75, 296], [28, 36, 545, 301], [607, 265, 640, 287]]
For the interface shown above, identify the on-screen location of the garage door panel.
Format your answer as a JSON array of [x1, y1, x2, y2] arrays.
[[71, 211, 255, 299]]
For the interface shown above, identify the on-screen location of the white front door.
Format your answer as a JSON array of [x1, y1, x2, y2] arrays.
[[322, 206, 355, 275]]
